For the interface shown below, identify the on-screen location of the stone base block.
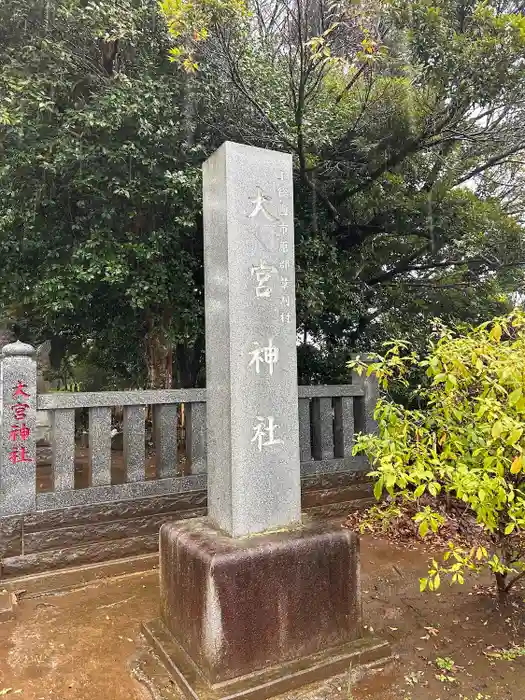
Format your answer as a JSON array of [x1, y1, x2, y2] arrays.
[[140, 619, 391, 700], [140, 518, 391, 699]]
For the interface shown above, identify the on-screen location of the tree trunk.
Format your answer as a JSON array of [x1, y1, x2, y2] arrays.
[[144, 313, 173, 389], [495, 572, 508, 606], [174, 335, 204, 388]]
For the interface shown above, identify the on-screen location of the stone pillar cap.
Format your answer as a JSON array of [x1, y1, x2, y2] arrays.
[[2, 340, 36, 357]]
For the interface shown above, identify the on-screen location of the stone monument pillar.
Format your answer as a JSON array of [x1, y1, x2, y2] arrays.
[[203, 142, 301, 537], [140, 143, 390, 699], [0, 342, 37, 517]]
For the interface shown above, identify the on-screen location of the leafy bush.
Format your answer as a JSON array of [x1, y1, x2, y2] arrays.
[[350, 310, 525, 602]]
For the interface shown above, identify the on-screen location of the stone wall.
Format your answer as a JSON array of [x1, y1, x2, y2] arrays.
[[0, 471, 372, 579]]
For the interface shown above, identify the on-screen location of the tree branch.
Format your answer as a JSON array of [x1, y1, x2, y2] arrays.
[[364, 243, 432, 286], [334, 62, 367, 105], [454, 142, 525, 187], [506, 568, 525, 592]]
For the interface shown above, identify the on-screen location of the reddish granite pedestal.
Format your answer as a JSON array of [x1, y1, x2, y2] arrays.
[[140, 518, 391, 699]]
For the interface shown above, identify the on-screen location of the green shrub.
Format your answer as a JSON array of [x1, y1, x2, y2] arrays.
[[350, 310, 525, 602]]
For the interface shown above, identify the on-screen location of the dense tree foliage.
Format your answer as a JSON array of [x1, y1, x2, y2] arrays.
[[0, 0, 524, 387], [0, 0, 212, 387]]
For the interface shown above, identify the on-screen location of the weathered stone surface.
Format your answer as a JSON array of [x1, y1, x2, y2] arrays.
[[123, 405, 146, 482], [37, 388, 206, 410], [89, 406, 112, 486], [0, 341, 37, 516], [140, 620, 391, 700], [35, 474, 206, 510], [23, 508, 206, 554], [298, 385, 363, 398], [37, 385, 362, 410], [157, 518, 362, 684], [352, 355, 379, 436], [24, 490, 207, 531], [51, 408, 75, 491], [301, 470, 369, 492], [305, 498, 375, 520], [298, 398, 312, 463], [311, 397, 335, 461], [0, 516, 23, 558], [20, 479, 373, 551], [2, 553, 158, 597], [154, 404, 178, 478], [203, 142, 301, 537], [0, 589, 16, 621], [1, 534, 159, 577], [301, 482, 372, 509], [334, 396, 354, 459], [186, 402, 207, 475], [300, 455, 367, 476]]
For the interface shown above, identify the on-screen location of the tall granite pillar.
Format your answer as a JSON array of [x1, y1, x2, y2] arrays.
[[203, 141, 301, 537], [0, 342, 37, 517], [140, 143, 391, 700]]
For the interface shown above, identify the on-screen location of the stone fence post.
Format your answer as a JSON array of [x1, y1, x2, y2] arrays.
[[0, 342, 37, 516], [352, 353, 379, 436]]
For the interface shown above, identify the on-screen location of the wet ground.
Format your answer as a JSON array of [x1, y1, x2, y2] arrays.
[[1, 535, 524, 700]]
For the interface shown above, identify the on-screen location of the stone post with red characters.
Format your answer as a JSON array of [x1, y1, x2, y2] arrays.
[[0, 342, 37, 516]]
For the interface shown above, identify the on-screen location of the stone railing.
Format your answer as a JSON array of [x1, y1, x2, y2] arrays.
[[0, 342, 377, 518]]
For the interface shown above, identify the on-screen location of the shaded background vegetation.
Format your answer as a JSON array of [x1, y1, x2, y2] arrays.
[[0, 0, 524, 388]]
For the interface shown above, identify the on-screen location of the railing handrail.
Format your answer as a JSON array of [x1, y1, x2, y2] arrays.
[[37, 388, 208, 410], [298, 385, 363, 399], [37, 383, 364, 410]]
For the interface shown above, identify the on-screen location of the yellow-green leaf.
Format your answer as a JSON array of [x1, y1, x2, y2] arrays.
[[419, 520, 429, 538], [516, 397, 525, 413], [508, 428, 522, 445], [490, 324, 502, 342], [414, 484, 425, 499], [373, 478, 384, 500], [419, 577, 428, 592], [511, 456, 522, 474], [492, 421, 504, 439], [509, 388, 522, 407]]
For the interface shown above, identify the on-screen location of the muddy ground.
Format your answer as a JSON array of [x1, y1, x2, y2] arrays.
[[1, 534, 524, 700]]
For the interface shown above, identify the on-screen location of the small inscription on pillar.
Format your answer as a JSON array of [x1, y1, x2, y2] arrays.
[[248, 340, 279, 376], [246, 171, 295, 457], [9, 380, 34, 464], [251, 416, 284, 451], [250, 261, 277, 298]]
